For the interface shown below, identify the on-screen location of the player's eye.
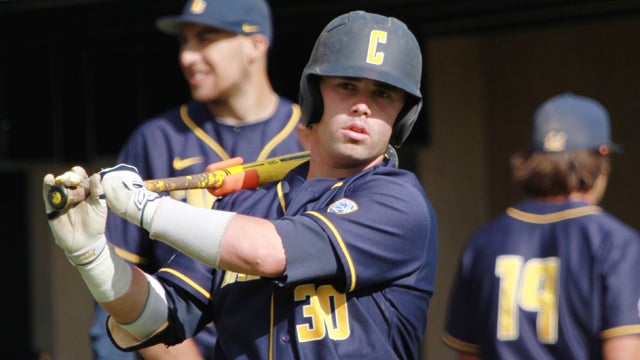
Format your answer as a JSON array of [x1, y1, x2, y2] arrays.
[[373, 89, 391, 99], [337, 82, 356, 91]]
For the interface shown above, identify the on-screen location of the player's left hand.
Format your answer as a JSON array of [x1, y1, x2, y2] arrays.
[[204, 157, 244, 197], [100, 164, 160, 229], [43, 166, 108, 265]]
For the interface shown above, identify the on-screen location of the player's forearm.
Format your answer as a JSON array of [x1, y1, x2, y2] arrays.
[[100, 266, 150, 324], [102, 266, 169, 344], [148, 197, 286, 276], [77, 243, 169, 343]]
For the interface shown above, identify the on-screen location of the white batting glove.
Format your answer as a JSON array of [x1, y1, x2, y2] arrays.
[[100, 164, 160, 230], [43, 166, 108, 265]]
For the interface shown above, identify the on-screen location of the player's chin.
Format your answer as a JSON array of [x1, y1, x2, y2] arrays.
[[190, 87, 220, 103], [335, 143, 381, 166]]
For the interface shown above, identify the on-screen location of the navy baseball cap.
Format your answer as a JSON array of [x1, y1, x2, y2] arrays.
[[530, 92, 621, 153], [155, 0, 272, 43]]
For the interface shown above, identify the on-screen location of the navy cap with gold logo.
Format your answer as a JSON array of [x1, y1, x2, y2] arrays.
[[531, 92, 621, 153], [155, 0, 272, 43]]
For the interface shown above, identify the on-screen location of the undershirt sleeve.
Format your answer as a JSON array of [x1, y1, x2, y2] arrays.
[[274, 216, 340, 284]]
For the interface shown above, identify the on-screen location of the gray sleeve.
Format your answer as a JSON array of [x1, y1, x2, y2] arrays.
[[273, 216, 340, 284]]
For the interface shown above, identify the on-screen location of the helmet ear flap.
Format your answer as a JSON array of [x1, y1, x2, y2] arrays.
[[391, 95, 422, 147], [299, 74, 323, 127]]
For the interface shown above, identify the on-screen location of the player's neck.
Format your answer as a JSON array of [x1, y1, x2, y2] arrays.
[[307, 152, 384, 180], [207, 82, 278, 126], [207, 67, 280, 126], [540, 192, 598, 205]]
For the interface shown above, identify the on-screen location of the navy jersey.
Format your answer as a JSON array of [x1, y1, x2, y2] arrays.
[[443, 199, 640, 359], [102, 98, 303, 356], [144, 158, 438, 359]]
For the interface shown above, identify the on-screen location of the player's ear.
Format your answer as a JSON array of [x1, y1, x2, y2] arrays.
[[247, 34, 269, 60]]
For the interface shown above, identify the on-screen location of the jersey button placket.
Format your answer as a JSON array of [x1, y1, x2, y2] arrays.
[[280, 333, 291, 343]]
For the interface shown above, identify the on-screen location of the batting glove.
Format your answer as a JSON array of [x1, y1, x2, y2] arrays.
[[43, 166, 108, 265], [100, 164, 160, 230]]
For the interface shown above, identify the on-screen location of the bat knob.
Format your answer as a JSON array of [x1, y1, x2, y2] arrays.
[[47, 184, 69, 211]]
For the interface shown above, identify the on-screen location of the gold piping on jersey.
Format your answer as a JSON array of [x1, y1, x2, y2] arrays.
[[114, 246, 150, 265], [269, 293, 275, 360], [180, 103, 302, 161], [307, 211, 357, 292], [180, 104, 230, 160], [277, 181, 286, 213], [256, 103, 302, 160], [600, 324, 640, 339], [441, 332, 481, 354], [158, 267, 212, 299], [506, 205, 602, 224]]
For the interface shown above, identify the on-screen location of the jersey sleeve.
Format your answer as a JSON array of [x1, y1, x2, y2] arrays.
[[442, 248, 482, 355], [274, 216, 339, 284], [599, 221, 640, 337]]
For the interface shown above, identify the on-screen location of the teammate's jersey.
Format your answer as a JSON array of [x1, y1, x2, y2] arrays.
[[107, 98, 303, 268], [103, 98, 304, 356], [138, 157, 438, 359], [443, 199, 640, 359]]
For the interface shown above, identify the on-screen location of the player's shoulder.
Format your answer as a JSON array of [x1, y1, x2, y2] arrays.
[[271, 95, 300, 122], [128, 102, 202, 136], [594, 209, 640, 240], [276, 94, 296, 106], [341, 166, 432, 214]]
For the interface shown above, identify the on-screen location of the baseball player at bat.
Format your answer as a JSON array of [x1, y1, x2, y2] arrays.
[[88, 1, 307, 359], [43, 10, 437, 360], [442, 93, 640, 359]]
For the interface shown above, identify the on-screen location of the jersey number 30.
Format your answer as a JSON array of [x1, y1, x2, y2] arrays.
[[495, 255, 560, 344], [295, 284, 350, 342]]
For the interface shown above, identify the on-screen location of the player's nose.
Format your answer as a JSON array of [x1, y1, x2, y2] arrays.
[[350, 101, 371, 117], [180, 48, 201, 68]]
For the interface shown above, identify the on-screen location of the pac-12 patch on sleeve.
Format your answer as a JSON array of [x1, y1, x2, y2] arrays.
[[328, 198, 358, 214]]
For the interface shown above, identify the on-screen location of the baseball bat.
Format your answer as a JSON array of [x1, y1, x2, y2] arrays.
[[47, 151, 311, 211]]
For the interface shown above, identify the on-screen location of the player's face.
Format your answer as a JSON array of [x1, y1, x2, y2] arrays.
[[178, 23, 255, 102], [310, 76, 405, 172]]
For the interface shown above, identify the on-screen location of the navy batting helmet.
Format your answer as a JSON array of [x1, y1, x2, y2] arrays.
[[299, 11, 423, 147]]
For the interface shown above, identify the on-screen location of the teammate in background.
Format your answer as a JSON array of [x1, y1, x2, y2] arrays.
[[43, 11, 437, 359], [442, 93, 640, 359], [89, 0, 306, 359]]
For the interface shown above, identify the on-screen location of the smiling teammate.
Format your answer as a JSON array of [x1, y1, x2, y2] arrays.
[[90, 0, 305, 359], [44, 11, 437, 359]]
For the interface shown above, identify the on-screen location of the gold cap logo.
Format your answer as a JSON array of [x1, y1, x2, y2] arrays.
[[242, 23, 260, 33], [543, 130, 567, 152], [190, 0, 207, 14]]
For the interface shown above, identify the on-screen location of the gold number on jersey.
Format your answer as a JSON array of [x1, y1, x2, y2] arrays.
[[295, 284, 350, 342], [495, 255, 560, 344], [366, 30, 387, 65]]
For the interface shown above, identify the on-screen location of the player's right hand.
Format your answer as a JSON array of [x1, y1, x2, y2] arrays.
[[43, 166, 108, 265]]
